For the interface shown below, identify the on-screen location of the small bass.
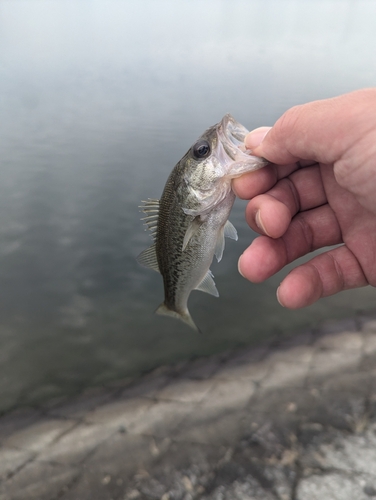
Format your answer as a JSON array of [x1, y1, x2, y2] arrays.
[[137, 114, 267, 331]]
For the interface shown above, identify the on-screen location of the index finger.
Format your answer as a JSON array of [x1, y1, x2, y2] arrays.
[[232, 161, 300, 200]]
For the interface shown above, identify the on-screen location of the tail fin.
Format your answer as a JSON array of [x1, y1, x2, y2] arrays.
[[155, 303, 201, 333]]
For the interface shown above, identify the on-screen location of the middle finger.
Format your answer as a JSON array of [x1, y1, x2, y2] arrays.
[[245, 164, 327, 238]]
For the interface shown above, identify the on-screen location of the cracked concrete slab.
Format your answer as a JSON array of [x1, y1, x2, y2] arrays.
[[196, 377, 256, 415], [0, 461, 78, 500], [3, 418, 77, 453], [36, 422, 115, 465], [0, 447, 34, 481], [85, 397, 154, 430], [154, 377, 214, 404], [1, 312, 376, 499]]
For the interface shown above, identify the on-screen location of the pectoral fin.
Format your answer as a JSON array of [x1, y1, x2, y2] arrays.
[[182, 217, 203, 251], [195, 270, 219, 297], [136, 243, 160, 273], [214, 220, 238, 262]]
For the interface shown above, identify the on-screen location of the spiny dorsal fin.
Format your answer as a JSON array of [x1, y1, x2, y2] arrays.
[[195, 270, 219, 297], [140, 198, 159, 206], [139, 198, 160, 241], [136, 243, 160, 273]]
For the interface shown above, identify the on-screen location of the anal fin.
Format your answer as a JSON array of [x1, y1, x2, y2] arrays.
[[224, 220, 238, 241], [195, 270, 219, 297]]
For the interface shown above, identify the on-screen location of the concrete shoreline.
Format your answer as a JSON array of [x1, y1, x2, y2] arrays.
[[1, 313, 376, 500]]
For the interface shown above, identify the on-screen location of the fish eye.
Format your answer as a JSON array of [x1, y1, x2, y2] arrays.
[[192, 140, 211, 159]]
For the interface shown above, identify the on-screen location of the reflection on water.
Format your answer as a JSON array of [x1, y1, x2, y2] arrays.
[[0, 0, 376, 413]]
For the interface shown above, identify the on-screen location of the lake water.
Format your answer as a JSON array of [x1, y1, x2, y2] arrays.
[[1, 0, 376, 413]]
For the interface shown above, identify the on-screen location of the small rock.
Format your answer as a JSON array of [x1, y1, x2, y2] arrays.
[[364, 485, 376, 497], [183, 475, 193, 491], [281, 449, 298, 466], [286, 402, 297, 413], [150, 439, 160, 457], [126, 490, 141, 499]]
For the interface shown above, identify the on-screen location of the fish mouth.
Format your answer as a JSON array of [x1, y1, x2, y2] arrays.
[[217, 113, 255, 162], [215, 114, 269, 173]]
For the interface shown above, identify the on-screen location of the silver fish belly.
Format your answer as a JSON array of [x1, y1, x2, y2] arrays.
[[137, 114, 267, 331]]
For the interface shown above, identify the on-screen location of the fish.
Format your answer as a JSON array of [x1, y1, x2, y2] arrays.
[[137, 114, 268, 332]]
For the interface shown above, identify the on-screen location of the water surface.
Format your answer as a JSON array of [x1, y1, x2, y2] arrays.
[[0, 0, 376, 412]]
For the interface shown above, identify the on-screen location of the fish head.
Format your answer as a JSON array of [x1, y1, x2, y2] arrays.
[[182, 114, 268, 211]]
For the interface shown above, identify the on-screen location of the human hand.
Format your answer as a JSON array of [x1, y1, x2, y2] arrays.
[[233, 89, 376, 309]]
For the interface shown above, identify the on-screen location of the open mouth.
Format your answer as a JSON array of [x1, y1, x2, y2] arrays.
[[215, 114, 268, 175], [218, 114, 252, 160]]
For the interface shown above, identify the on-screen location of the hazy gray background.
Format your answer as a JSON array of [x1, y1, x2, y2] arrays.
[[0, 0, 375, 413]]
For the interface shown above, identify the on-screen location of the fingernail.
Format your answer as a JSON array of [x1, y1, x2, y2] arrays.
[[276, 286, 285, 307], [255, 210, 269, 236], [238, 255, 245, 278], [245, 126, 271, 150]]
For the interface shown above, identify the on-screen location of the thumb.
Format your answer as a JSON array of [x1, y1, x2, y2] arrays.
[[245, 89, 376, 166], [245, 126, 271, 151]]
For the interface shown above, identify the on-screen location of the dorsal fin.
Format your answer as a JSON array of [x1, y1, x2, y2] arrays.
[[136, 243, 160, 273], [139, 199, 160, 241]]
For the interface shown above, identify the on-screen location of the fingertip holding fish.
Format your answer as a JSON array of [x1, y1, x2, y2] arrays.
[[237, 254, 246, 278], [245, 126, 271, 151], [276, 286, 285, 307]]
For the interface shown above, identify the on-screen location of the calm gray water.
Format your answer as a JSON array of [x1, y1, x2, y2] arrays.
[[0, 0, 376, 413]]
